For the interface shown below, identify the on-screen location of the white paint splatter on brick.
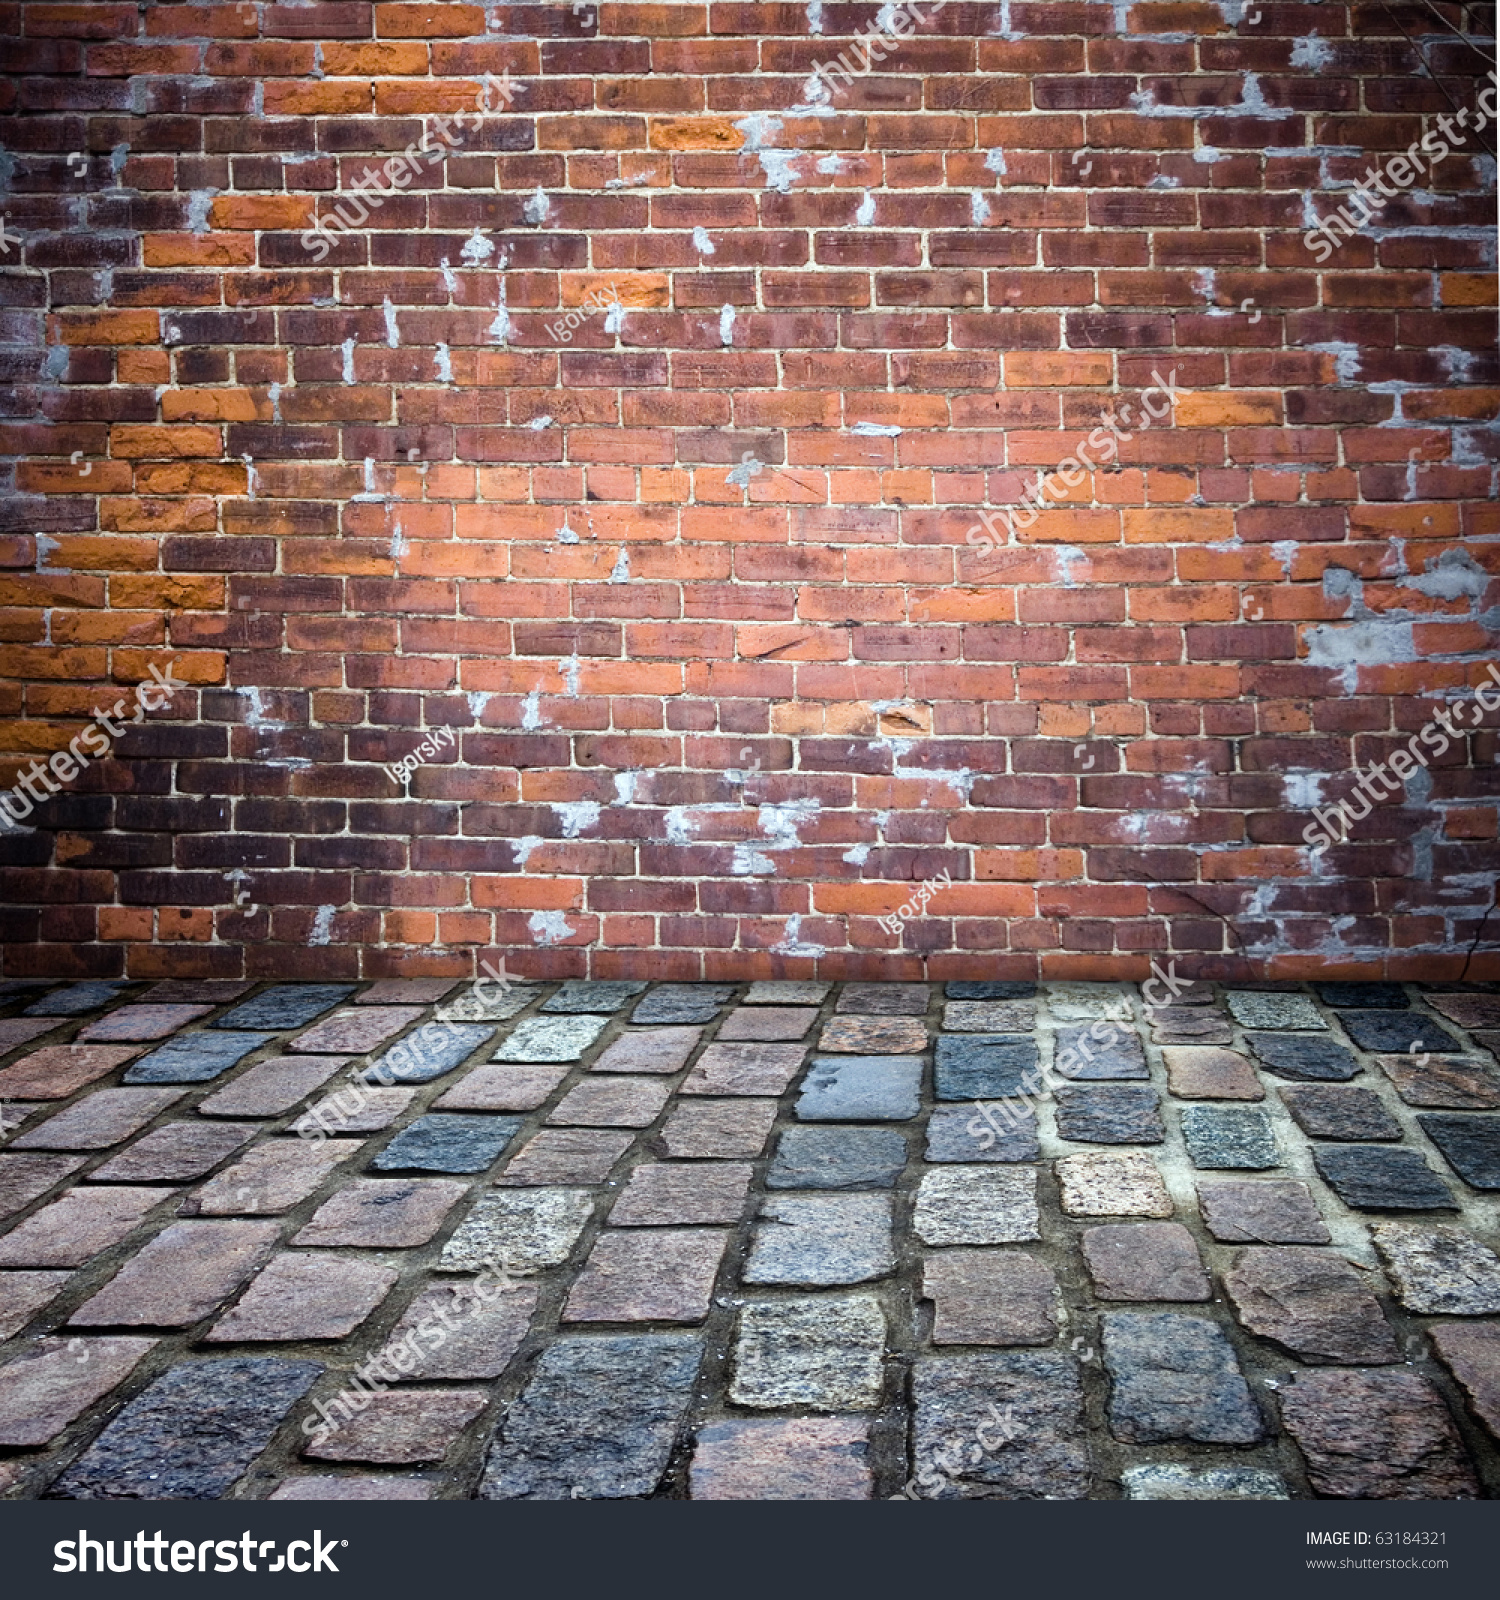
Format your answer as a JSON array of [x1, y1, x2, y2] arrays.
[[693, 226, 715, 256], [719, 304, 735, 346], [310, 906, 336, 945], [855, 192, 876, 225], [341, 338, 355, 384], [552, 801, 602, 838], [608, 548, 630, 584], [528, 910, 574, 945], [382, 297, 399, 347]]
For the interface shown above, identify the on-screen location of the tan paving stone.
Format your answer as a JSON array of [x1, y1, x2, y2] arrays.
[[0, 1336, 157, 1446], [495, 1129, 632, 1185], [1057, 1151, 1173, 1218], [0, 1153, 87, 1221], [293, 1180, 467, 1248], [76, 1004, 213, 1042], [11, 1088, 186, 1150], [653, 1099, 778, 1159], [0, 1045, 141, 1101], [434, 1062, 568, 1110], [564, 1228, 729, 1322], [197, 1056, 349, 1118], [88, 1121, 258, 1183], [294, 1006, 427, 1055], [439, 1188, 594, 1273], [546, 1076, 671, 1128], [923, 1249, 1059, 1344], [914, 1168, 1039, 1245], [295, 1085, 415, 1136], [0, 1271, 71, 1338], [590, 1028, 701, 1075], [691, 1417, 872, 1500], [818, 1015, 927, 1054], [1162, 1046, 1264, 1101], [191, 1138, 360, 1215], [304, 1390, 489, 1464], [207, 1253, 398, 1342], [70, 1220, 281, 1327], [608, 1162, 752, 1226], [680, 1043, 805, 1097], [379, 1281, 538, 1380], [0, 1185, 177, 1268]]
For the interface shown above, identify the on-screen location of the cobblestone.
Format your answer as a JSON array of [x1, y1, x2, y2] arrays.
[[0, 1186, 176, 1267], [1223, 1247, 1399, 1364], [1371, 1222, 1500, 1315], [1162, 1047, 1262, 1101], [925, 1102, 1039, 1162], [541, 980, 647, 1014], [794, 1055, 922, 1121], [923, 1248, 1059, 1343], [565, 1228, 729, 1321], [371, 1113, 522, 1174], [729, 1295, 885, 1409], [22, 982, 129, 1016], [767, 1126, 906, 1189], [439, 1187, 595, 1272], [691, 1417, 871, 1500], [1055, 1085, 1163, 1145], [1313, 1146, 1457, 1211], [1279, 1085, 1402, 1141], [911, 1353, 1089, 1499], [1341, 1011, 1461, 1055], [76, 1004, 213, 1041], [1377, 1052, 1500, 1109], [590, 1028, 701, 1075], [1057, 1152, 1173, 1217], [5, 977, 1500, 1504], [1195, 1179, 1331, 1244], [0, 1336, 156, 1446], [914, 1168, 1039, 1245], [1418, 1113, 1500, 1189], [122, 1033, 274, 1085], [481, 1333, 701, 1500], [1180, 1106, 1279, 1170], [745, 1194, 895, 1283], [1226, 993, 1326, 1031], [55, 1358, 322, 1499], [1101, 1313, 1263, 1444], [818, 1015, 928, 1054], [1278, 1369, 1479, 1498], [1081, 1224, 1210, 1302]]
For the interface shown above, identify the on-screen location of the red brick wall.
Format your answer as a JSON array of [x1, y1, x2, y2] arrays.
[[1, 2, 1496, 982]]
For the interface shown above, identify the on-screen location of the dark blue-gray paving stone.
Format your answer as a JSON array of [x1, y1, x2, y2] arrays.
[[1181, 1106, 1278, 1169], [1417, 1114, 1500, 1190], [1055, 1023, 1147, 1081], [795, 1056, 922, 1121], [1338, 1011, 1461, 1055], [52, 1357, 322, 1500], [481, 1333, 702, 1499], [631, 984, 734, 1025], [372, 1113, 523, 1174], [944, 981, 1037, 1000], [1055, 1085, 1164, 1145], [925, 1102, 1039, 1163], [210, 984, 355, 1031], [767, 1125, 907, 1189], [1246, 1033, 1360, 1082], [22, 981, 131, 1017], [1314, 982, 1408, 1010], [935, 1036, 1040, 1100], [364, 1022, 496, 1085], [1101, 1313, 1263, 1445], [1311, 1145, 1457, 1211], [122, 1031, 275, 1084], [541, 980, 647, 1014]]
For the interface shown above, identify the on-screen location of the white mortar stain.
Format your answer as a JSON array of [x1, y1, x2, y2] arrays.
[[528, 910, 574, 945]]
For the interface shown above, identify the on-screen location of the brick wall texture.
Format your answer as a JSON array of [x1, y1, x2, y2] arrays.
[[1, 1, 1497, 984]]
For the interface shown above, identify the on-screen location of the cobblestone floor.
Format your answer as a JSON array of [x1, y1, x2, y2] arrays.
[[0, 973, 1497, 1501]]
